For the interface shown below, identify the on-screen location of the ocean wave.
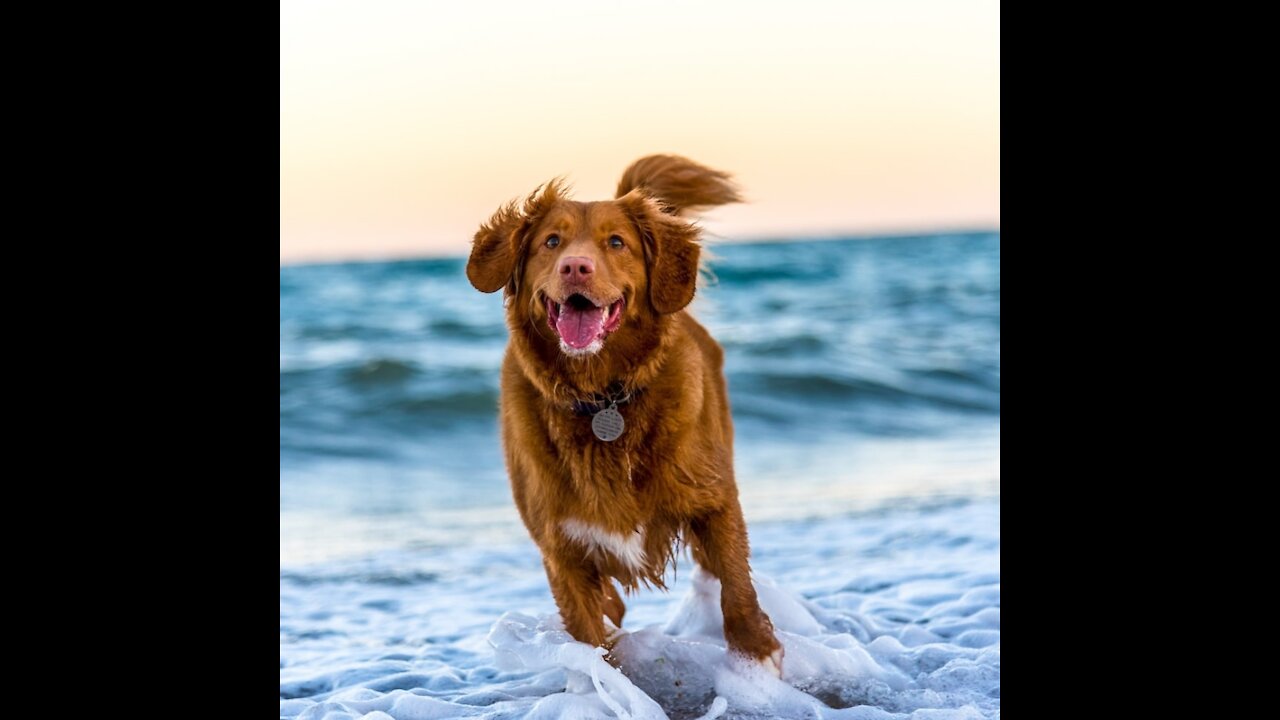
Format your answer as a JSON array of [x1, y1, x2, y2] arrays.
[[281, 568, 441, 587], [293, 323, 408, 342], [282, 364, 994, 427], [426, 316, 506, 339], [722, 333, 829, 356], [282, 360, 490, 393], [705, 261, 842, 284], [281, 233, 1000, 460], [372, 388, 499, 418], [736, 369, 998, 413], [345, 358, 420, 384]]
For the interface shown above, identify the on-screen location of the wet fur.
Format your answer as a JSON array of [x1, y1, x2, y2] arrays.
[[466, 155, 782, 667]]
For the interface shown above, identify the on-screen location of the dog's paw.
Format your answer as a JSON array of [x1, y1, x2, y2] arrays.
[[761, 646, 784, 679], [601, 636, 624, 669]]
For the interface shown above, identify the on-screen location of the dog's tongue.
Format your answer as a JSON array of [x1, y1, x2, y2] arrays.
[[556, 304, 606, 349]]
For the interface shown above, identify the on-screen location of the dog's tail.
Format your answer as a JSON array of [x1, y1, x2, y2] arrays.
[[616, 154, 742, 216]]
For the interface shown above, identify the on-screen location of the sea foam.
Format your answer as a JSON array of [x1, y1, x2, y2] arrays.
[[281, 500, 1000, 719]]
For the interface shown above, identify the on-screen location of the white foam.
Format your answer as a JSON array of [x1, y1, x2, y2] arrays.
[[280, 499, 1001, 719], [490, 612, 669, 720], [480, 566, 992, 719]]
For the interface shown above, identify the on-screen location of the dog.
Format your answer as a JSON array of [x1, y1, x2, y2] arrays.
[[466, 154, 783, 675]]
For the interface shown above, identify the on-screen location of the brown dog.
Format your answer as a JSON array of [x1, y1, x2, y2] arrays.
[[466, 155, 783, 675]]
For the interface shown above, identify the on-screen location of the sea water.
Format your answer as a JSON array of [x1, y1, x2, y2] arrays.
[[280, 232, 1000, 719]]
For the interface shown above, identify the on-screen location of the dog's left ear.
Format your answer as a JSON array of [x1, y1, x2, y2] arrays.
[[617, 190, 702, 314], [467, 180, 565, 296]]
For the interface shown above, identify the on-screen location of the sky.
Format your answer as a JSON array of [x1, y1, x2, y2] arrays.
[[280, 0, 999, 264]]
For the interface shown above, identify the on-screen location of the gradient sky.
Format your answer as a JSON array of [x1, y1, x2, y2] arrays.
[[281, 0, 999, 263]]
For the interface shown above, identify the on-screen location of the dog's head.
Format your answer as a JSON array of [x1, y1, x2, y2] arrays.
[[466, 181, 704, 358]]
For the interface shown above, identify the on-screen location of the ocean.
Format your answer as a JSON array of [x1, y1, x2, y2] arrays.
[[280, 232, 1001, 719]]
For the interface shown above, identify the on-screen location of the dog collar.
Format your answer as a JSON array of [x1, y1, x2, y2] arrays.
[[569, 381, 636, 417]]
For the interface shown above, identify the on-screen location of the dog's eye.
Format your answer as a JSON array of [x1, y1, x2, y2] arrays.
[[546, 235, 560, 249], [608, 235, 624, 249]]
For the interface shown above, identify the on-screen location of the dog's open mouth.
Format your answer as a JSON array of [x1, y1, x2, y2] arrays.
[[546, 293, 625, 351]]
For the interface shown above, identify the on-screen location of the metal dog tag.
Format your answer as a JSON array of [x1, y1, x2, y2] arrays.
[[592, 406, 625, 442]]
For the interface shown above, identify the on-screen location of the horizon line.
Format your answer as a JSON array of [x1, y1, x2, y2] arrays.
[[280, 224, 1000, 269]]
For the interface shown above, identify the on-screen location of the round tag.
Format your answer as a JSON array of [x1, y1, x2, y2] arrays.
[[591, 407, 625, 442]]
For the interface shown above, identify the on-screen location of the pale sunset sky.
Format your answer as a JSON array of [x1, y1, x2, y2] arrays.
[[280, 0, 999, 264]]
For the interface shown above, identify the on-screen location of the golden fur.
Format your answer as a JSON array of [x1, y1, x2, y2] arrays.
[[466, 155, 782, 669]]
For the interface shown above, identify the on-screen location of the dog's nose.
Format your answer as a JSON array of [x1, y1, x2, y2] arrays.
[[559, 256, 595, 282]]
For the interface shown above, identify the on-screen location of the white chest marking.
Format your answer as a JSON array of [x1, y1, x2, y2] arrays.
[[560, 519, 646, 571]]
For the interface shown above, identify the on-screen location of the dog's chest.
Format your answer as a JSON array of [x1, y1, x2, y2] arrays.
[[559, 518, 646, 572]]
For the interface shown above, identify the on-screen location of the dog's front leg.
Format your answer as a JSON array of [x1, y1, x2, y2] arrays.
[[690, 505, 784, 674], [542, 553, 611, 652]]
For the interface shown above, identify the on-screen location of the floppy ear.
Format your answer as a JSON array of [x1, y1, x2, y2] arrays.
[[617, 190, 702, 314], [467, 201, 526, 294], [467, 180, 565, 295]]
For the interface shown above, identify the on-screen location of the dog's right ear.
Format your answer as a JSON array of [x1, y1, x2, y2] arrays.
[[467, 180, 565, 295], [466, 201, 526, 294]]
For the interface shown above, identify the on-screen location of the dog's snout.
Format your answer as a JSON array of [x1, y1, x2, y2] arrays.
[[559, 256, 595, 282]]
